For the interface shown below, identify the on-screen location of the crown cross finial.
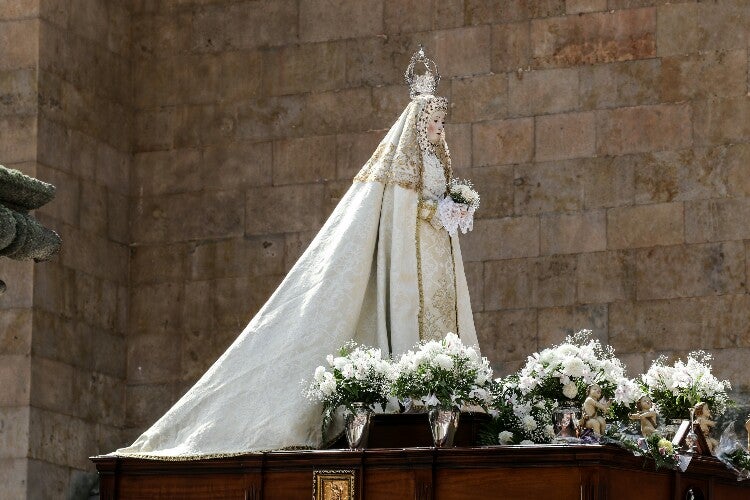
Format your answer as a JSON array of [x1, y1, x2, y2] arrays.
[[404, 44, 441, 99]]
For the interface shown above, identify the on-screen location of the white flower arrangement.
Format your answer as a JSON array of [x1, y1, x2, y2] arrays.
[[641, 351, 732, 420], [515, 330, 636, 409], [438, 178, 480, 236], [392, 332, 493, 410], [306, 342, 395, 429], [482, 376, 557, 444]]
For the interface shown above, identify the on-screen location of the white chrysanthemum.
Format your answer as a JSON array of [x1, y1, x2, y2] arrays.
[[434, 353, 454, 371], [498, 431, 514, 444], [562, 382, 578, 400], [561, 357, 585, 378], [522, 415, 538, 431]]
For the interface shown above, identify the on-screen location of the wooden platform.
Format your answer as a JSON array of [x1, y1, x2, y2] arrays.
[[92, 444, 750, 499]]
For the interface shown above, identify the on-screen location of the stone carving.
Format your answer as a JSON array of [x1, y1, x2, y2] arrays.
[[0, 165, 61, 293]]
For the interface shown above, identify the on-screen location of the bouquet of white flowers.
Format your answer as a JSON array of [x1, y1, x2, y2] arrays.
[[641, 351, 732, 420], [392, 332, 493, 410], [480, 376, 557, 445], [306, 342, 395, 429], [515, 330, 641, 417], [437, 178, 480, 236]]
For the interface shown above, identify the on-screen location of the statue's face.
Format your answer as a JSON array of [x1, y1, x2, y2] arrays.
[[590, 385, 601, 399], [639, 396, 651, 410], [426, 110, 445, 144]]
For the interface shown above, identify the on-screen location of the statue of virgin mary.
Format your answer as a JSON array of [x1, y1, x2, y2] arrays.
[[115, 47, 479, 459]]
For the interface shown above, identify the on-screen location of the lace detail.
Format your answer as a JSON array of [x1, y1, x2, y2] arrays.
[[417, 218, 457, 342], [422, 151, 447, 201]]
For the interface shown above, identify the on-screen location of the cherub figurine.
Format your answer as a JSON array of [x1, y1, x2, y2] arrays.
[[580, 384, 609, 435], [629, 395, 657, 437], [694, 401, 718, 454], [744, 415, 749, 450]]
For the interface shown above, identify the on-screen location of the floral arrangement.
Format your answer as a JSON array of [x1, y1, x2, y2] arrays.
[[437, 178, 479, 236], [640, 351, 732, 420], [392, 332, 493, 410], [479, 377, 556, 445], [514, 330, 641, 415], [612, 431, 682, 471], [306, 342, 394, 430]]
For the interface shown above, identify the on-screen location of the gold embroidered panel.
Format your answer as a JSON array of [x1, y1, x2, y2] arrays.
[[313, 469, 356, 500]]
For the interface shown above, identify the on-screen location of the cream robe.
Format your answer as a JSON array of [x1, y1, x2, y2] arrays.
[[115, 97, 477, 459]]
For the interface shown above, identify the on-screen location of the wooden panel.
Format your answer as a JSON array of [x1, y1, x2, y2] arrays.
[[436, 467, 582, 500], [363, 469, 417, 499], [605, 467, 672, 500], [117, 474, 249, 500], [713, 481, 750, 500], [262, 470, 315, 500]]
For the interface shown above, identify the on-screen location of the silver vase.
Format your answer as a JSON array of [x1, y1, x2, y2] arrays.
[[345, 403, 372, 450], [428, 408, 460, 447]]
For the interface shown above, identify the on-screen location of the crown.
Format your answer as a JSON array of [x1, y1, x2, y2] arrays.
[[404, 45, 441, 99]]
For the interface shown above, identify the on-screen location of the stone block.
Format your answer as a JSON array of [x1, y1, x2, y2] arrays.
[[514, 160, 584, 214], [460, 216, 539, 262], [192, 0, 297, 51], [301, 88, 372, 136], [685, 198, 750, 244], [531, 7, 656, 68], [134, 108, 174, 152], [540, 210, 606, 255], [434, 26, 491, 77], [701, 294, 750, 349], [273, 135, 337, 185], [0, 458, 27, 498], [637, 242, 746, 301], [0, 355, 29, 405], [579, 59, 660, 110], [384, 0, 432, 33], [0, 406, 29, 458], [345, 33, 435, 89], [37, 117, 69, 172], [300, 0, 383, 43], [607, 202, 683, 249], [73, 370, 124, 427], [0, 114, 36, 164], [472, 118, 533, 167], [106, 1, 131, 56], [68, 0, 107, 45], [28, 408, 96, 469], [466, 0, 565, 24], [0, 308, 31, 355], [214, 275, 284, 329], [537, 304, 608, 348], [131, 190, 245, 244], [577, 250, 636, 303], [30, 357, 73, 415], [245, 183, 328, 236], [58, 226, 128, 283], [337, 130, 388, 181], [96, 141, 130, 195], [596, 103, 692, 156], [0, 0, 38, 20], [693, 97, 750, 146], [125, 383, 175, 428], [76, 272, 118, 330], [0, 260, 33, 309], [581, 155, 635, 209], [657, 3, 750, 57], [634, 145, 749, 204], [660, 50, 747, 102], [91, 331, 126, 379], [464, 165, 514, 220], [204, 140, 272, 191], [509, 67, 579, 117], [132, 149, 201, 196], [130, 282, 184, 334], [0, 19, 39, 71], [450, 73, 508, 123], [707, 347, 750, 393], [566, 0, 607, 14], [535, 111, 595, 162], [107, 191, 129, 245], [371, 85, 410, 131], [0, 68, 37, 116], [34, 163, 79, 227], [132, 12, 191, 58], [263, 41, 347, 96], [189, 235, 286, 281], [475, 309, 538, 365], [130, 243, 187, 285], [445, 123, 471, 170], [484, 255, 577, 310], [463, 261, 483, 312], [490, 22, 530, 73], [610, 298, 705, 352], [79, 181, 107, 235], [127, 333, 181, 385], [284, 230, 317, 271], [30, 312, 88, 369]]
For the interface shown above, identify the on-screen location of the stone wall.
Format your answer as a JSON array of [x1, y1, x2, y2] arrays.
[[0, 0, 132, 497], [1, 0, 750, 497]]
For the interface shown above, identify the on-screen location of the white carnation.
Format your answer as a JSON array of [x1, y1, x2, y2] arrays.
[[562, 382, 578, 400], [498, 431, 514, 444], [434, 353, 454, 371]]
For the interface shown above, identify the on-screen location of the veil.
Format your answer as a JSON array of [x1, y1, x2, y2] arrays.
[[114, 95, 478, 459]]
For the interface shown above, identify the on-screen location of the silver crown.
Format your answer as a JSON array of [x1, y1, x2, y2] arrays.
[[404, 45, 441, 99]]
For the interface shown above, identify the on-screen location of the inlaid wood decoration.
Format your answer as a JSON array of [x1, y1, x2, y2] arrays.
[[313, 469, 356, 500]]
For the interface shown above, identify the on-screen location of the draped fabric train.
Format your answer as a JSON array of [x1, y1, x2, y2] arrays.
[[114, 97, 478, 459]]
